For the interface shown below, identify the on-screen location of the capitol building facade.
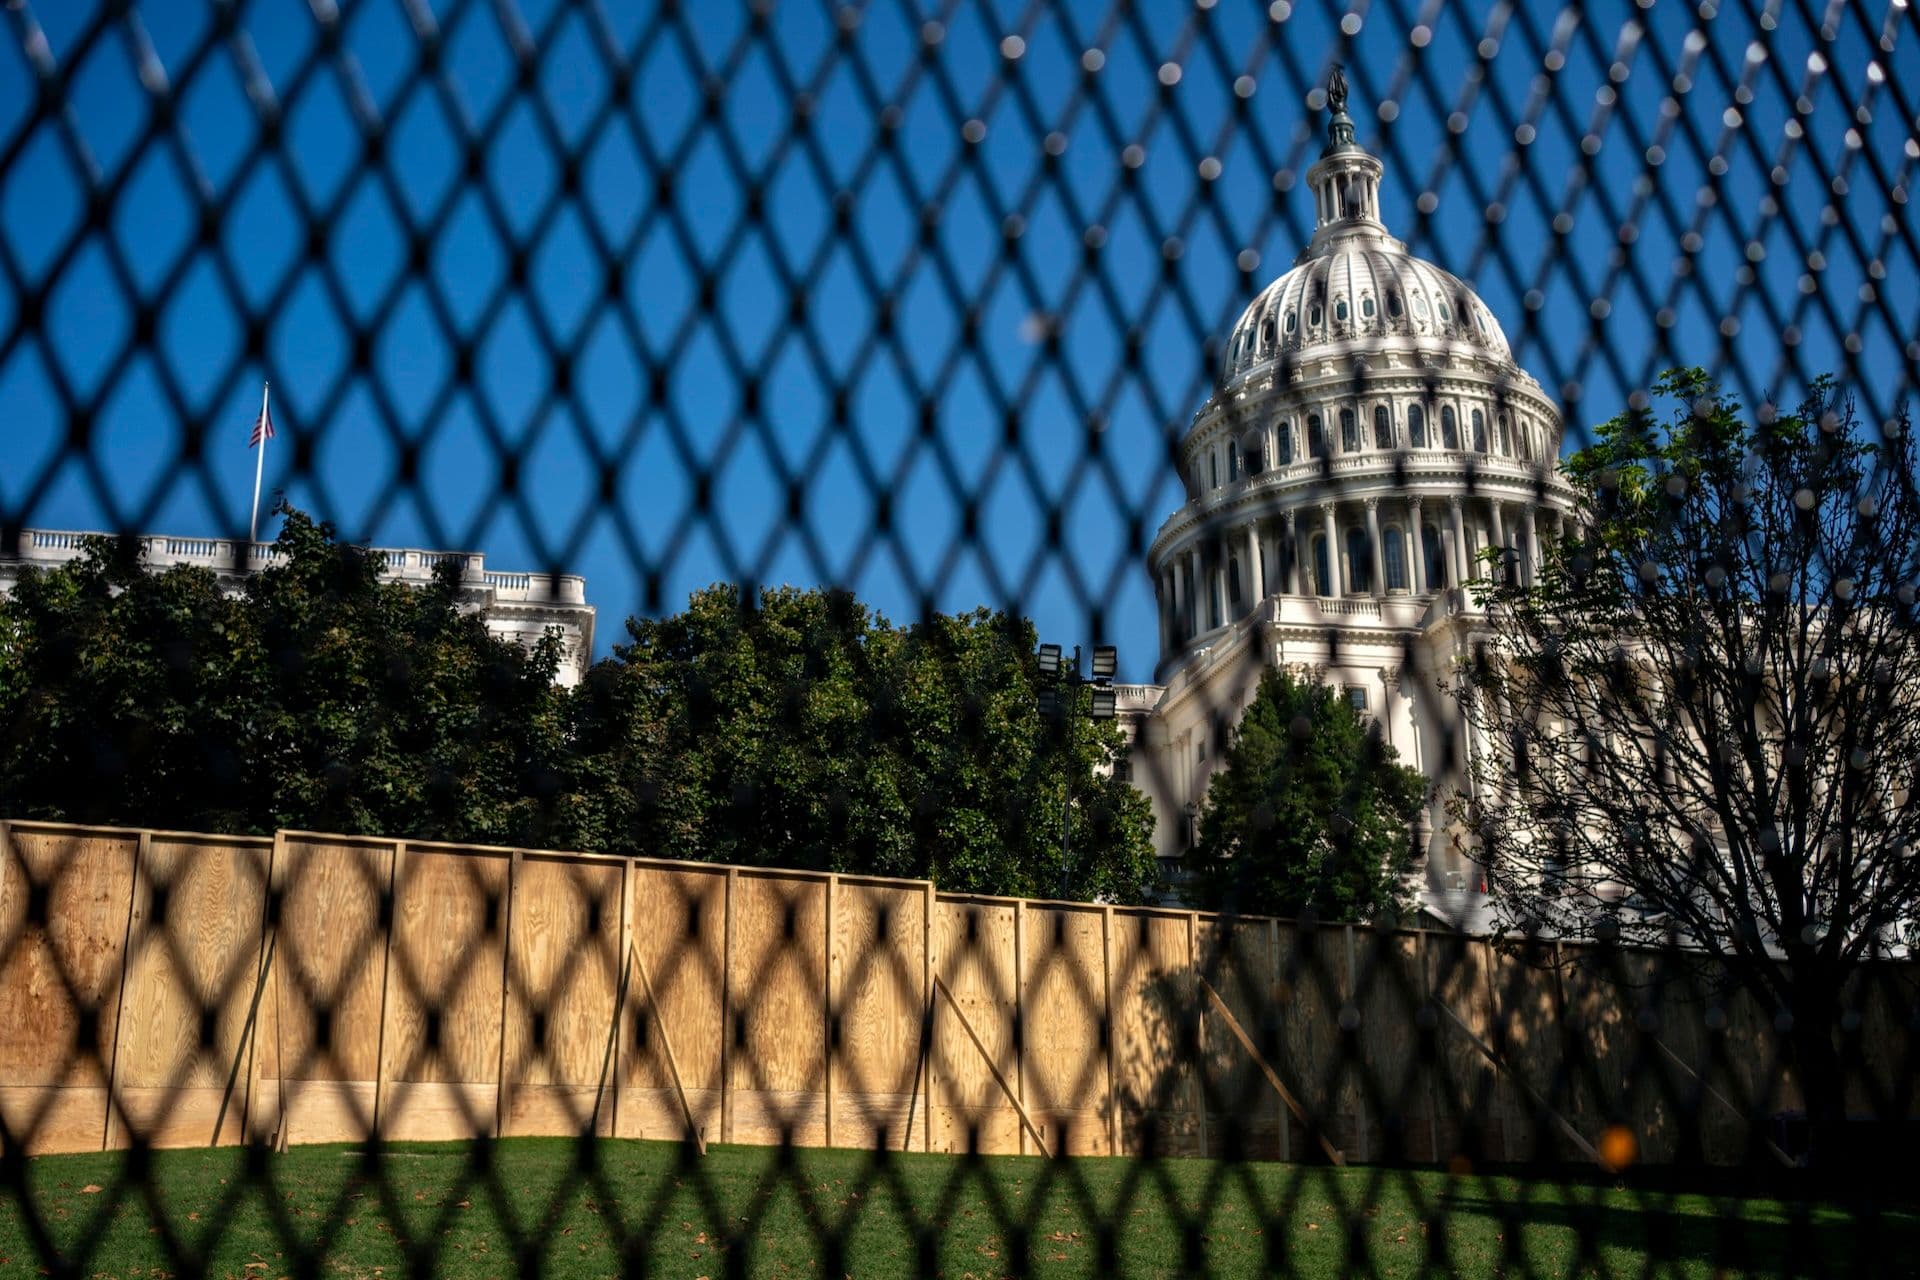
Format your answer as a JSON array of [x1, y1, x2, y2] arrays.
[[1122, 84, 1578, 923]]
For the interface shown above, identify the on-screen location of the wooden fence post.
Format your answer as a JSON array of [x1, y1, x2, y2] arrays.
[[1344, 923, 1366, 1163], [267, 830, 291, 1150], [721, 867, 737, 1146], [494, 849, 522, 1140], [824, 873, 837, 1149], [1419, 929, 1440, 1164], [1013, 899, 1026, 1155], [371, 840, 403, 1141], [100, 829, 147, 1151], [923, 881, 934, 1153], [1270, 917, 1287, 1162], [614, 858, 634, 1140], [1188, 912, 1208, 1159], [1102, 904, 1118, 1157]]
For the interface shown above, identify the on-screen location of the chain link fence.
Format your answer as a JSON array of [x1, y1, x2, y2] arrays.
[[2, 0, 1919, 1275]]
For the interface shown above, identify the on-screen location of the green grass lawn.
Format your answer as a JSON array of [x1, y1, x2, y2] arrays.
[[1, 1138, 1911, 1278]]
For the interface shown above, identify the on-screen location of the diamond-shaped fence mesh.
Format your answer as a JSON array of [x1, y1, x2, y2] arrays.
[[2, 0, 1919, 1276]]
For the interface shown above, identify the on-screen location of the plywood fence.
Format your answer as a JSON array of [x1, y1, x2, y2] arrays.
[[3, 819, 1915, 1165]]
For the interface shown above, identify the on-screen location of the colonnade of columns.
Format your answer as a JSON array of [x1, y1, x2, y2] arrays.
[[1156, 495, 1566, 648]]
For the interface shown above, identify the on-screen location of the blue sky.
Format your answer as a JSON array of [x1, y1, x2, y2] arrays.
[[1, 0, 1914, 680]]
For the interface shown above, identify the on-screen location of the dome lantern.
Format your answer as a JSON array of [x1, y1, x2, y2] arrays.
[[1304, 67, 1386, 249]]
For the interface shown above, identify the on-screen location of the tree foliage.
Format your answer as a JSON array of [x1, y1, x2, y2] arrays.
[[1458, 369, 1920, 1144], [0, 504, 566, 844], [553, 585, 1158, 902], [1185, 666, 1425, 922], [0, 510, 1157, 902]]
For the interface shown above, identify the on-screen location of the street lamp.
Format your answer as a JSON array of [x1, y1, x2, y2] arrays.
[[1036, 641, 1119, 897]]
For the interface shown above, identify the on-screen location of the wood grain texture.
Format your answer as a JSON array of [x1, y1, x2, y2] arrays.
[[111, 834, 271, 1149], [932, 898, 1019, 1154], [726, 872, 828, 1146], [502, 854, 622, 1137], [379, 846, 510, 1141], [829, 881, 924, 1150], [1019, 905, 1109, 1155], [1194, 917, 1280, 1159], [1109, 910, 1199, 1155], [620, 865, 727, 1143]]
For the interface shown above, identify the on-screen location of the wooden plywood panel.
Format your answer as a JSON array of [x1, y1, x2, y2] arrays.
[[502, 854, 622, 1137], [620, 865, 728, 1143], [932, 898, 1018, 1154], [726, 873, 827, 1146], [830, 881, 924, 1150], [1109, 910, 1198, 1155], [274, 837, 391, 1145], [1350, 930, 1426, 1163], [112, 834, 270, 1150], [0, 826, 136, 1154], [1021, 905, 1109, 1155], [1194, 917, 1281, 1160], [1425, 932, 1505, 1164], [380, 847, 510, 1142]]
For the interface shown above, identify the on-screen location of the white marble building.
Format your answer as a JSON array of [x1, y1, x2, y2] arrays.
[[0, 527, 596, 686], [1121, 84, 1578, 924]]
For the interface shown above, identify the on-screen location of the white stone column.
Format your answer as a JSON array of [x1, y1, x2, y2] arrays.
[[1522, 506, 1539, 587], [1321, 503, 1339, 596], [1489, 502, 1508, 584], [1187, 546, 1203, 632], [1172, 560, 1188, 641], [1157, 569, 1174, 654], [1449, 496, 1468, 588], [1364, 498, 1386, 599], [1244, 521, 1265, 607], [1408, 496, 1428, 593], [1285, 511, 1302, 595]]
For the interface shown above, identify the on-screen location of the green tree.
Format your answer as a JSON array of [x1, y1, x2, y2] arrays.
[[560, 585, 1158, 902], [1458, 370, 1920, 1160], [1186, 667, 1426, 921], [0, 503, 568, 845]]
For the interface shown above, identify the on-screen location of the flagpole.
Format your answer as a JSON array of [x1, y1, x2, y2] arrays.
[[249, 381, 269, 544]]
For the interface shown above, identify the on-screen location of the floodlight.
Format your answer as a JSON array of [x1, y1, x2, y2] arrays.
[[1089, 688, 1117, 720], [1090, 645, 1117, 679], [1036, 643, 1063, 676], [1037, 687, 1062, 719]]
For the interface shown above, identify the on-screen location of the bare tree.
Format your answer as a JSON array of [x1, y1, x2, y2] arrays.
[[1456, 370, 1920, 1157]]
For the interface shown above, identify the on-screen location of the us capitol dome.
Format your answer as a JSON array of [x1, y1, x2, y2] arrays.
[[1120, 75, 1578, 924]]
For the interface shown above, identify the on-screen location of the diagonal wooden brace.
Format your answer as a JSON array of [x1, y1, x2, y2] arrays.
[[1199, 978, 1345, 1166], [934, 975, 1052, 1159], [629, 942, 706, 1155]]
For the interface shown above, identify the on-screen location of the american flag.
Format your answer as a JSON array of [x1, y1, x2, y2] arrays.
[[250, 397, 275, 448]]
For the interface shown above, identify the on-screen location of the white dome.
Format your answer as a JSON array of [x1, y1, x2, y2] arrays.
[[1221, 244, 1513, 379]]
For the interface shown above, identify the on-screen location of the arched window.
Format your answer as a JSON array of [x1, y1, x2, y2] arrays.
[[1260, 319, 1274, 349], [1387, 291, 1404, 318], [1275, 420, 1293, 465], [1308, 414, 1326, 459], [1229, 556, 1243, 605], [1309, 302, 1324, 327], [1412, 293, 1429, 319], [1347, 528, 1372, 594], [1438, 297, 1453, 323], [1210, 454, 1220, 487], [1408, 404, 1427, 447], [1361, 295, 1376, 319], [1384, 527, 1408, 590], [1441, 405, 1460, 449], [1517, 418, 1533, 461], [1243, 436, 1263, 475], [1312, 535, 1332, 596], [1340, 408, 1359, 452], [1471, 408, 1488, 452], [1497, 413, 1511, 455], [1284, 309, 1297, 334], [1374, 405, 1393, 449], [1335, 297, 1349, 323], [1227, 441, 1240, 481], [1423, 523, 1446, 590]]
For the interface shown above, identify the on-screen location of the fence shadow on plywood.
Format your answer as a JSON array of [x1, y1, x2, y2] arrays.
[[3, 818, 1915, 1169]]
